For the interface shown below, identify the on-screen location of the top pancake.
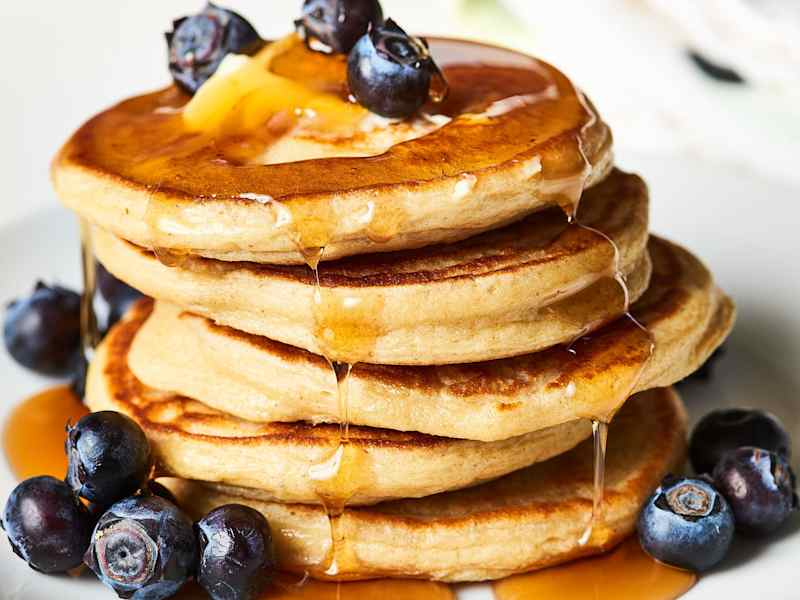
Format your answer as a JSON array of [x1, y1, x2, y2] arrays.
[[52, 37, 613, 264]]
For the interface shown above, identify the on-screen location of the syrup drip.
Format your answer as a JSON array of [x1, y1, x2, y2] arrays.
[[79, 219, 101, 354], [578, 420, 609, 546], [540, 85, 655, 548], [493, 537, 696, 600], [3, 386, 89, 480]]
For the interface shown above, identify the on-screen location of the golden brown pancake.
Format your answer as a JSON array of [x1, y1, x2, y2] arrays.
[[164, 387, 687, 582], [86, 301, 595, 505], [52, 37, 613, 264], [92, 169, 650, 365], [129, 236, 734, 441]]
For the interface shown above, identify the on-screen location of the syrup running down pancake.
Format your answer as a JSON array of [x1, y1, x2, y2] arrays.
[[92, 169, 649, 365], [86, 300, 596, 506], [129, 237, 733, 441], [162, 386, 687, 582], [53, 36, 613, 264]]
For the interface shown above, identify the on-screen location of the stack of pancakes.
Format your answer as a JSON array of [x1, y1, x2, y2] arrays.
[[52, 38, 734, 582]]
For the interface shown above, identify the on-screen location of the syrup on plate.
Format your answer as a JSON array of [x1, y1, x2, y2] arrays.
[[493, 538, 696, 600], [3, 385, 88, 480]]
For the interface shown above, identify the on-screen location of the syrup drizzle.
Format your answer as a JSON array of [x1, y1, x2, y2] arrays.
[[538, 86, 656, 548], [493, 537, 696, 600], [79, 219, 101, 355], [578, 420, 609, 546]]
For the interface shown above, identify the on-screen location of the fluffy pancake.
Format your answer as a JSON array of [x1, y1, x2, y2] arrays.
[[164, 387, 687, 582], [129, 237, 734, 441], [86, 301, 594, 505], [52, 38, 613, 264], [92, 169, 650, 365]]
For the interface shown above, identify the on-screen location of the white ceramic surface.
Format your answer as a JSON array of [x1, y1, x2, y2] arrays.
[[0, 153, 798, 599]]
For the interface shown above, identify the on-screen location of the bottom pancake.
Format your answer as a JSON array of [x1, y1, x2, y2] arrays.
[[86, 302, 593, 505], [165, 387, 687, 582]]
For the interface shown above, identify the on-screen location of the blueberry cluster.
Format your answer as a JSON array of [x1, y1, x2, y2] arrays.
[[2, 411, 276, 600], [638, 409, 797, 572], [167, 1, 447, 119], [3, 267, 143, 397]]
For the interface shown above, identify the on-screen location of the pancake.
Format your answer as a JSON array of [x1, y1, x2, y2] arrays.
[[92, 169, 650, 365], [86, 300, 595, 505], [52, 37, 613, 265], [129, 237, 734, 441], [164, 387, 687, 582]]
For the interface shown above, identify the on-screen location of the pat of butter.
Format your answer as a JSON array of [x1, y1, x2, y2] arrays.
[[183, 40, 366, 133]]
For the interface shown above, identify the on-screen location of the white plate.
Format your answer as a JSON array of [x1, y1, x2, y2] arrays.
[[0, 154, 798, 599]]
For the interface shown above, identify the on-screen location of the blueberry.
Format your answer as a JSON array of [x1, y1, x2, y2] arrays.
[[97, 263, 143, 331], [297, 0, 383, 54], [690, 409, 791, 474], [3, 282, 82, 376], [713, 447, 797, 536], [143, 481, 179, 506], [2, 476, 95, 573], [637, 476, 735, 572], [85, 495, 197, 600], [347, 19, 447, 118], [66, 411, 152, 508], [166, 2, 264, 94], [70, 354, 88, 401], [196, 504, 276, 600]]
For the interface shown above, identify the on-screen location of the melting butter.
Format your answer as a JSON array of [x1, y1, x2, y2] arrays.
[[183, 37, 366, 134]]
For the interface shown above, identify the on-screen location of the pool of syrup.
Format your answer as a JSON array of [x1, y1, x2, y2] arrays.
[[3, 385, 88, 480]]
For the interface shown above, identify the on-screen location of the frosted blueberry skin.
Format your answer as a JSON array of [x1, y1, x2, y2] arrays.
[[714, 447, 797, 537], [347, 19, 440, 119], [690, 408, 791, 475], [637, 476, 735, 572], [3, 282, 82, 377], [297, 0, 383, 54], [66, 411, 152, 508], [85, 495, 198, 600], [166, 2, 264, 94], [2, 476, 95, 574], [196, 504, 277, 600]]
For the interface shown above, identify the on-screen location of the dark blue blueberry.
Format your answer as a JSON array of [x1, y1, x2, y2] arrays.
[[347, 19, 447, 118], [196, 504, 276, 600], [297, 0, 383, 54], [143, 481, 179, 506], [2, 476, 95, 573], [713, 447, 797, 536], [85, 495, 197, 600], [690, 408, 791, 474], [637, 476, 735, 572], [97, 263, 143, 331], [166, 3, 264, 94], [66, 411, 152, 508], [3, 282, 82, 376], [70, 354, 89, 401]]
